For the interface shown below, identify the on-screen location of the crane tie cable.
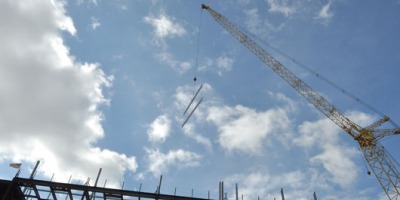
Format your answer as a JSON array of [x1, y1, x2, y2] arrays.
[[240, 26, 399, 128]]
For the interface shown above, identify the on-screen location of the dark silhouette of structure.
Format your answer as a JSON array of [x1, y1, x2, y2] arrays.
[[1, 177, 212, 200]]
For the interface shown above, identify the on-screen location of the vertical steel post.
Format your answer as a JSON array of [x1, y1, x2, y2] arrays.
[[91, 168, 102, 199], [219, 182, 221, 200], [29, 161, 40, 179], [235, 183, 238, 200], [157, 175, 163, 194]]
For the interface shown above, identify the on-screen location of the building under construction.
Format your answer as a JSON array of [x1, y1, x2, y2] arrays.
[[0, 176, 211, 200], [1, 162, 316, 200], [0, 176, 317, 200]]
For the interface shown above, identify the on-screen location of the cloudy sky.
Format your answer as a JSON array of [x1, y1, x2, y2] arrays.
[[1, 0, 400, 199]]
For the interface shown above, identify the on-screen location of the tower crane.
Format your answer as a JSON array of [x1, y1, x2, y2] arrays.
[[201, 4, 400, 199]]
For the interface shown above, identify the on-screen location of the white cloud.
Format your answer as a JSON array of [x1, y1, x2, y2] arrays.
[[0, 0, 136, 183], [91, 0, 99, 6], [91, 16, 101, 30], [145, 149, 202, 176], [119, 5, 128, 10], [156, 51, 191, 74], [237, 0, 250, 5], [207, 105, 291, 155], [224, 164, 373, 199], [144, 12, 190, 74], [310, 144, 358, 187], [198, 55, 234, 76], [216, 55, 234, 76], [51, 1, 77, 35], [244, 8, 263, 35], [75, 0, 98, 6], [174, 85, 194, 110], [144, 12, 189, 74], [243, 1, 341, 31], [346, 110, 376, 127], [294, 118, 340, 148], [294, 117, 360, 187], [315, 0, 335, 25], [144, 13, 186, 39], [147, 114, 171, 143], [244, 8, 284, 38], [268, 92, 297, 112], [225, 170, 306, 200], [112, 0, 128, 10], [182, 123, 212, 150], [248, 1, 340, 30], [198, 57, 213, 72], [266, 0, 296, 17], [317, 1, 333, 19]]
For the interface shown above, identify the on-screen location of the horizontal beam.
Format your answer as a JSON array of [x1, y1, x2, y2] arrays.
[[12, 177, 212, 200]]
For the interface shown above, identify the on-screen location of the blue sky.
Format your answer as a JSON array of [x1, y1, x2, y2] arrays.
[[1, 0, 400, 199]]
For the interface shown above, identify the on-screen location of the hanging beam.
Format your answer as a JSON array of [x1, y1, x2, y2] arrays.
[[182, 98, 203, 127], [183, 84, 203, 115]]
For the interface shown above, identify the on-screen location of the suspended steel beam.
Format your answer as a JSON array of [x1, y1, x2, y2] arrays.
[[183, 84, 203, 115], [182, 98, 203, 127]]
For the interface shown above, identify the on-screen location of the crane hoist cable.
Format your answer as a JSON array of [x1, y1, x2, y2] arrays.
[[193, 7, 204, 86], [182, 8, 204, 127]]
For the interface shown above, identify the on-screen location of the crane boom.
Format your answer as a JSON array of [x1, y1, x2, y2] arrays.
[[202, 4, 400, 199], [201, 4, 360, 139]]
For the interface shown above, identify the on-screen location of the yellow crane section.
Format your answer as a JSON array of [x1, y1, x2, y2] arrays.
[[201, 4, 400, 199]]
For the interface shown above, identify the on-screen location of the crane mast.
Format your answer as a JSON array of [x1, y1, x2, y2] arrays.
[[202, 4, 400, 199]]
